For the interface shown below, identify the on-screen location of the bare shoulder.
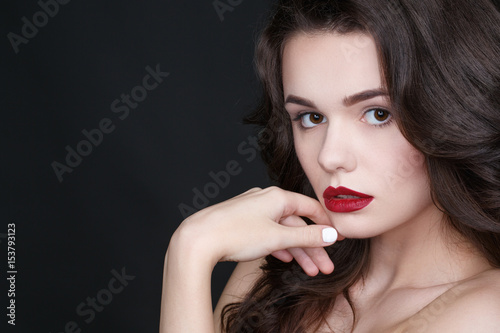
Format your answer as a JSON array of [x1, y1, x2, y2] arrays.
[[213, 258, 265, 332], [421, 269, 500, 332]]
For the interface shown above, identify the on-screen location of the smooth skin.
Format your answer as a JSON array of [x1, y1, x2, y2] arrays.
[[160, 32, 500, 333]]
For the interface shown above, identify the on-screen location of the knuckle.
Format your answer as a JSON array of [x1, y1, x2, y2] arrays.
[[266, 186, 285, 199], [246, 187, 262, 193], [266, 186, 281, 193]]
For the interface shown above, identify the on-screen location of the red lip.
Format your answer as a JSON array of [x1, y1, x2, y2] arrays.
[[322, 186, 373, 213]]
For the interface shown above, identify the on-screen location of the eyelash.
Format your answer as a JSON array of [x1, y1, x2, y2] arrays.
[[291, 108, 393, 129], [292, 112, 325, 129], [363, 108, 393, 128]]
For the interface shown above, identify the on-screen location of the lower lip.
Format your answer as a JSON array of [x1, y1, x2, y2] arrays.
[[324, 197, 373, 213]]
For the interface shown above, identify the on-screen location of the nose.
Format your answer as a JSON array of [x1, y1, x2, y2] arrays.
[[318, 123, 357, 173]]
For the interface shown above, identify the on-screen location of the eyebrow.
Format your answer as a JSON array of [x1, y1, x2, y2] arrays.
[[284, 89, 389, 108], [343, 89, 389, 107]]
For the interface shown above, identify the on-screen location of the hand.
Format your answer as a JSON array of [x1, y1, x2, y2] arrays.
[[171, 186, 339, 276]]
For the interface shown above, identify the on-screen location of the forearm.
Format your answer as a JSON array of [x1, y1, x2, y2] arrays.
[[160, 231, 217, 333]]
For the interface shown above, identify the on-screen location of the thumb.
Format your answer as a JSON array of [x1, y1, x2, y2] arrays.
[[282, 225, 338, 249]]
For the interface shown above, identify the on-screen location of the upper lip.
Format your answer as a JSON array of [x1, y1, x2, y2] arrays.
[[323, 186, 372, 199]]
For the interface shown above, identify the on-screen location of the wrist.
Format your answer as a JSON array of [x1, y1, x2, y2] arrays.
[[168, 221, 220, 270], [162, 224, 217, 333]]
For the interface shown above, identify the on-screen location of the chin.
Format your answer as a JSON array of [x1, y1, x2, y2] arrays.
[[327, 216, 384, 240]]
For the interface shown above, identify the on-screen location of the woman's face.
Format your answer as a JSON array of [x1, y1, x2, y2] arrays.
[[282, 32, 441, 239]]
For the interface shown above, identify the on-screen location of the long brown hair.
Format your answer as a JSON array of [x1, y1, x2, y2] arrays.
[[222, 1, 500, 332]]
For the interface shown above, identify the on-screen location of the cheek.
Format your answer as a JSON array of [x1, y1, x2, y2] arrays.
[[380, 142, 428, 194], [294, 133, 321, 181]]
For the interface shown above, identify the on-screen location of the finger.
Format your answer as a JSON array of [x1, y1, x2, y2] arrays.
[[288, 247, 320, 276], [278, 190, 332, 226], [302, 246, 334, 274], [279, 214, 308, 227], [279, 224, 338, 250], [260, 187, 331, 226], [273, 248, 332, 276], [279, 215, 338, 251], [273, 189, 344, 242], [271, 249, 293, 262]]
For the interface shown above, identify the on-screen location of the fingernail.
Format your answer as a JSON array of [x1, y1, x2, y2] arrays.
[[322, 228, 338, 243]]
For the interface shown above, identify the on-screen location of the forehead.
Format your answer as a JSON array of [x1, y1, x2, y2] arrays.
[[282, 32, 383, 107]]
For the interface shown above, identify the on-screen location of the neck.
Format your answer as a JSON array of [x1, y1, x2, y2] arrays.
[[362, 205, 491, 292]]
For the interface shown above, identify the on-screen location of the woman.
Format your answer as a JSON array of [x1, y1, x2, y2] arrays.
[[160, 0, 500, 332]]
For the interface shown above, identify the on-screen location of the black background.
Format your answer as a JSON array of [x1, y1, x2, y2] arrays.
[[2, 1, 273, 332]]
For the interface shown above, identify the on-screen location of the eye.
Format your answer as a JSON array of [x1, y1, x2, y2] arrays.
[[299, 113, 326, 128], [363, 108, 392, 126]]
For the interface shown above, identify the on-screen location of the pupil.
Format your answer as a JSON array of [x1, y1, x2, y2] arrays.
[[375, 110, 387, 121], [311, 114, 322, 123]]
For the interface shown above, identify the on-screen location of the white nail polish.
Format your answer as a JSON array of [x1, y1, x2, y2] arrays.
[[322, 228, 338, 243]]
